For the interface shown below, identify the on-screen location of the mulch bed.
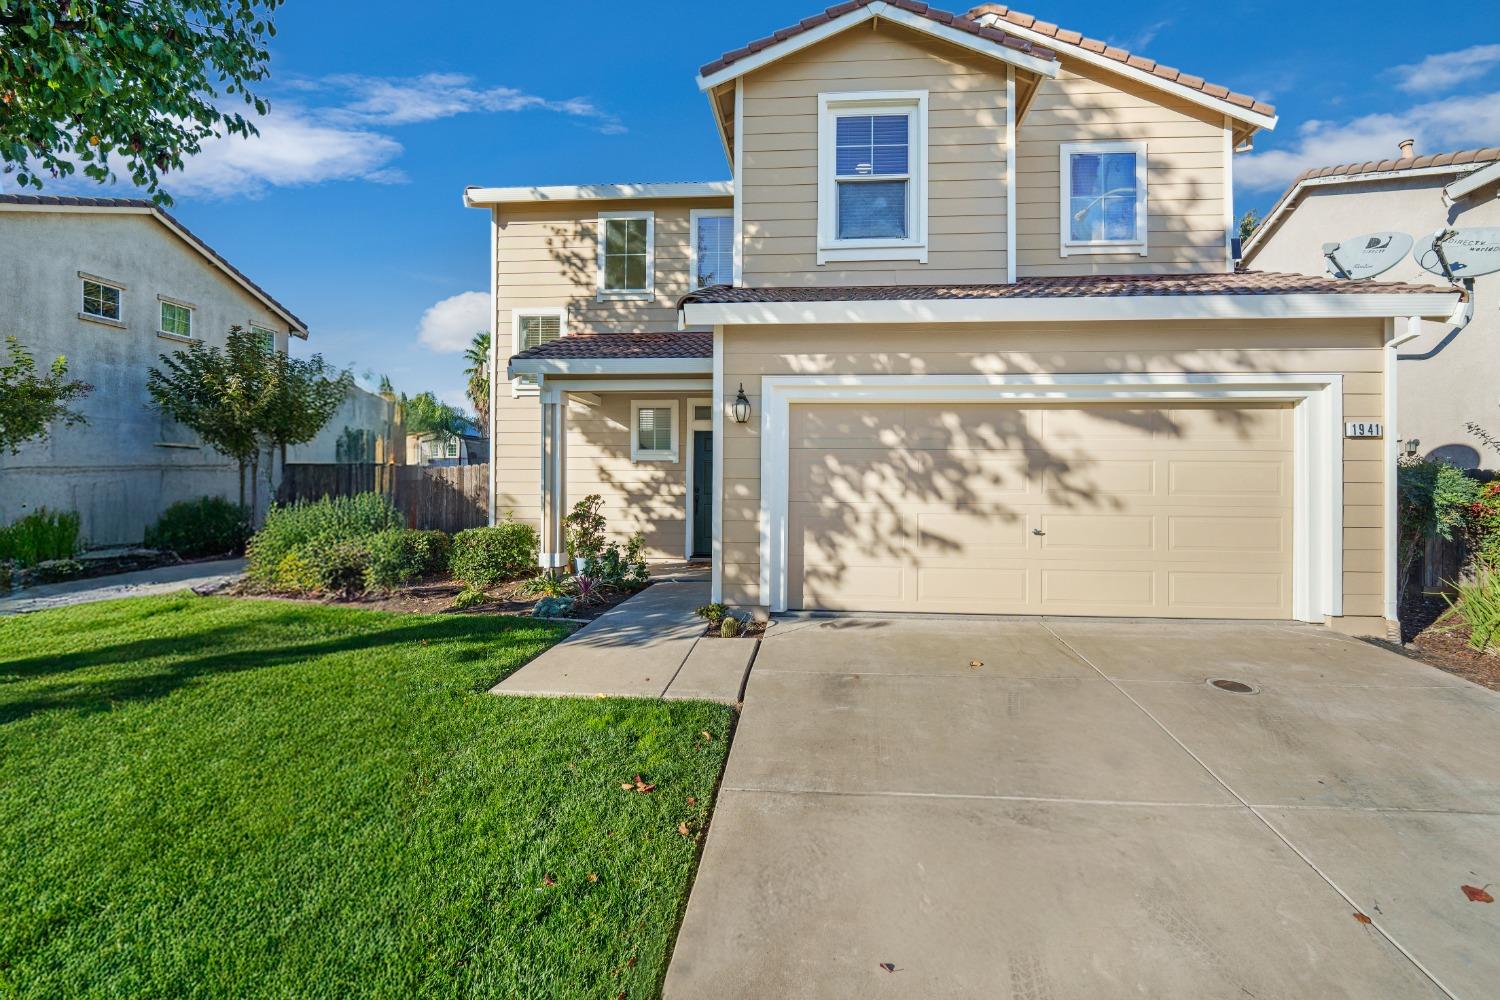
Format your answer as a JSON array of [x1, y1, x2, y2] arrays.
[[231, 575, 650, 622], [1389, 591, 1500, 692]]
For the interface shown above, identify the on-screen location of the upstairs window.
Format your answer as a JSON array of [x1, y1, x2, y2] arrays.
[[250, 324, 277, 354], [159, 299, 194, 338], [817, 91, 928, 264], [691, 209, 734, 289], [1059, 141, 1148, 256], [511, 307, 566, 395], [81, 276, 122, 322], [597, 211, 654, 299]]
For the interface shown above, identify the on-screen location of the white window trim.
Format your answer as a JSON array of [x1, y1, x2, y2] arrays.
[[79, 273, 125, 323], [689, 208, 734, 290], [630, 399, 679, 464], [157, 294, 196, 339], [596, 210, 655, 301], [816, 90, 929, 265], [249, 323, 279, 354], [510, 307, 567, 397], [1058, 140, 1149, 257]]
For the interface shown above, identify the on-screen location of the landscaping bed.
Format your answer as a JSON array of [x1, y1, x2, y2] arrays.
[[0, 595, 733, 998], [240, 572, 651, 621], [1398, 591, 1500, 692]]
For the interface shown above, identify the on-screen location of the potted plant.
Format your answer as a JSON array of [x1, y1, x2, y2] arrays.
[[564, 494, 607, 574]]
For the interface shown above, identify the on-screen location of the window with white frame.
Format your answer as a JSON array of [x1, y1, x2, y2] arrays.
[[690, 209, 734, 289], [597, 211, 654, 298], [511, 307, 565, 394], [81, 276, 122, 321], [817, 91, 928, 263], [159, 298, 193, 338], [250, 324, 277, 354], [1059, 141, 1149, 256], [630, 399, 678, 463]]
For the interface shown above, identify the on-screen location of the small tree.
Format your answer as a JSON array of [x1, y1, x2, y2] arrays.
[[1397, 457, 1481, 596], [1, 1, 283, 204], [464, 331, 491, 432], [401, 391, 468, 450], [259, 349, 354, 499], [1238, 209, 1261, 242], [0, 336, 91, 453]]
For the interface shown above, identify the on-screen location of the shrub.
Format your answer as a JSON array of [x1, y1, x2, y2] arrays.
[[247, 493, 402, 587], [694, 603, 729, 627], [1460, 481, 1500, 571], [32, 558, 84, 583], [719, 616, 742, 639], [588, 532, 649, 589], [1398, 459, 1480, 594], [319, 540, 372, 593], [144, 496, 248, 558], [1444, 563, 1500, 651], [364, 529, 450, 591], [0, 509, 81, 568], [519, 573, 577, 598], [564, 494, 607, 564], [451, 586, 487, 610], [450, 521, 538, 588]]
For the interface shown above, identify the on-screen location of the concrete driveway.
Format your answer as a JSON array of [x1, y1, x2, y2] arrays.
[[665, 618, 1500, 999]]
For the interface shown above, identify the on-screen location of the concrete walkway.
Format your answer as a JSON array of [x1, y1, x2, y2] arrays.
[[490, 578, 753, 703], [666, 617, 1500, 999], [0, 558, 245, 615]]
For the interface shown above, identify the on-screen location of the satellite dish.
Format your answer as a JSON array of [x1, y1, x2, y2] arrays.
[[1321, 231, 1413, 280], [1414, 227, 1500, 278]]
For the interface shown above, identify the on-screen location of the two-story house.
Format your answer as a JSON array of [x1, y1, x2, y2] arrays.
[[466, 0, 1460, 637]]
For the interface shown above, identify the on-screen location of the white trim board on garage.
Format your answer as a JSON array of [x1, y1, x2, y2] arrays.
[[756, 372, 1346, 625]]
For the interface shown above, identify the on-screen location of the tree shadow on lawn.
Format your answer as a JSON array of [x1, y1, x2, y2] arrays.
[[0, 613, 564, 727]]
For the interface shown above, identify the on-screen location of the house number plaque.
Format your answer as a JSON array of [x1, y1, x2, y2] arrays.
[[1345, 422, 1383, 438]]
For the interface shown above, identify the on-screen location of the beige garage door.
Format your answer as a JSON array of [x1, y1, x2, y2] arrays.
[[787, 402, 1294, 619]]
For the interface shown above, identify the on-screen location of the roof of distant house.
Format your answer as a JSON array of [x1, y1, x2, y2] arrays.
[[0, 193, 308, 335]]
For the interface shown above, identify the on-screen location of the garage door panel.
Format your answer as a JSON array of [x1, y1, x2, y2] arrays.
[[787, 402, 1294, 620]]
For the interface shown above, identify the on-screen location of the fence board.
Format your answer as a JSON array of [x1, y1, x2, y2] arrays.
[[277, 464, 488, 532]]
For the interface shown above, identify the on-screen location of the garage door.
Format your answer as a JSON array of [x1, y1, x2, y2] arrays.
[[787, 402, 1294, 619]]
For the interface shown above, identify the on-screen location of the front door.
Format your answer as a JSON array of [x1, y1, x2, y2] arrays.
[[692, 430, 713, 559]]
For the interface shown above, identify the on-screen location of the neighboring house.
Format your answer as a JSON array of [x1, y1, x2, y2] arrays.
[[407, 429, 488, 467], [1241, 145, 1500, 470], [465, 0, 1460, 637], [287, 384, 406, 466]]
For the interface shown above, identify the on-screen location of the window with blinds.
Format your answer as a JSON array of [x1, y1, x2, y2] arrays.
[[816, 93, 927, 262], [692, 212, 734, 288], [834, 113, 910, 240], [631, 400, 678, 462], [512, 310, 564, 392]]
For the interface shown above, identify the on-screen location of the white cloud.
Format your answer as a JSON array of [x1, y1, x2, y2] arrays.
[[417, 291, 489, 353], [1109, 19, 1172, 54], [1236, 91, 1500, 190], [1393, 44, 1500, 94], [316, 73, 625, 133], [164, 107, 405, 198]]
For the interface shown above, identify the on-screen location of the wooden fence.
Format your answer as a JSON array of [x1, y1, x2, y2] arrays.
[[277, 463, 489, 533]]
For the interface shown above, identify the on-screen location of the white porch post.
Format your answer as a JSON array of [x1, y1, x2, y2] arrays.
[[538, 391, 570, 570], [538, 397, 555, 569]]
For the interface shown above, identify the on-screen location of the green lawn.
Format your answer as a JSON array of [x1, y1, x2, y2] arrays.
[[0, 596, 733, 999]]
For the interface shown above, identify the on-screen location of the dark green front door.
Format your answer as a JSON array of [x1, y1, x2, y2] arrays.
[[692, 430, 712, 559]]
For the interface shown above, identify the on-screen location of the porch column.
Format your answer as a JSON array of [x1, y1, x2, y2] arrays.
[[537, 392, 569, 570]]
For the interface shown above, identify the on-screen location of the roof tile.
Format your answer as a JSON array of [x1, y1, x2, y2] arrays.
[[511, 332, 713, 362], [964, 3, 1275, 118]]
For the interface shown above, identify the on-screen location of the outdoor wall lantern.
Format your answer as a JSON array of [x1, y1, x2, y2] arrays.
[[1403, 438, 1421, 458], [732, 384, 752, 424]]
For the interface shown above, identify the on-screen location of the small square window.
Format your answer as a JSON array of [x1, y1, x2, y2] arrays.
[[598, 213, 654, 298], [631, 400, 678, 463], [250, 325, 277, 354], [1059, 141, 1148, 256], [512, 308, 566, 394], [160, 301, 193, 338], [82, 279, 121, 321]]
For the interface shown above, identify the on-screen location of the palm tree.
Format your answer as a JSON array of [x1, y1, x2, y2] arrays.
[[463, 331, 491, 433]]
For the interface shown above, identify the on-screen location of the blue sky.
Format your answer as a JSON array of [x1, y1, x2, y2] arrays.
[[14, 1, 1500, 409]]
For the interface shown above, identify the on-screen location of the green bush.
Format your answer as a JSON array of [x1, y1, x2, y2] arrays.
[[0, 509, 81, 568], [586, 532, 649, 589], [694, 603, 729, 627], [1398, 459, 1481, 594], [364, 529, 450, 591], [450, 521, 538, 588], [247, 493, 403, 588], [1444, 563, 1500, 651], [144, 496, 248, 558]]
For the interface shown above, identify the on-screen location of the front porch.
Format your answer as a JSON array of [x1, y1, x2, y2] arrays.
[[510, 333, 718, 572]]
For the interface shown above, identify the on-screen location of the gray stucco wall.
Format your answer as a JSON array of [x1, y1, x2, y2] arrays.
[[0, 208, 316, 545], [1245, 173, 1500, 469]]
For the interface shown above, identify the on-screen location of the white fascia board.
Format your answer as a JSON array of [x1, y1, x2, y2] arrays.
[[1444, 161, 1500, 203], [508, 357, 713, 378], [971, 12, 1275, 134], [682, 292, 1460, 327], [695, 2, 1059, 92], [1241, 164, 1483, 260], [464, 181, 732, 207]]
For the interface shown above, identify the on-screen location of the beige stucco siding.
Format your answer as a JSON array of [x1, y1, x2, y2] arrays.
[[1015, 64, 1231, 276], [740, 22, 1012, 286], [720, 320, 1389, 624], [496, 391, 701, 560]]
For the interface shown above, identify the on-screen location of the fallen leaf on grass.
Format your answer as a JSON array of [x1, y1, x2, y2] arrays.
[[686, 795, 697, 806], [678, 821, 692, 837], [1461, 884, 1494, 903], [621, 776, 656, 794], [541, 875, 555, 887], [701, 730, 714, 741], [627, 955, 638, 969], [587, 872, 599, 883], [1352, 912, 1372, 925]]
